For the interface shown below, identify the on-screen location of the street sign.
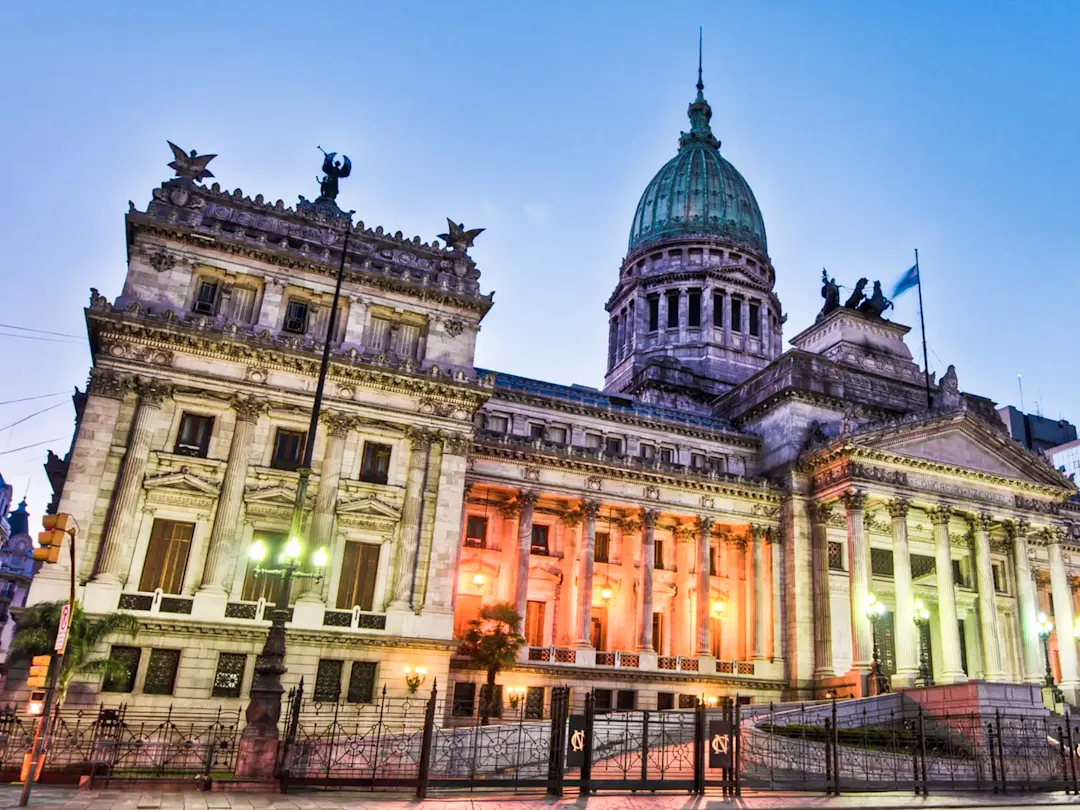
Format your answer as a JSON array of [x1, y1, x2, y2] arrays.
[[54, 603, 71, 653]]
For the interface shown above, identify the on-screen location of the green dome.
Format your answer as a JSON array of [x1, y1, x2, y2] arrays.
[[628, 80, 767, 255]]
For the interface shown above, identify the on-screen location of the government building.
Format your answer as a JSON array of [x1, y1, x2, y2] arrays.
[[25, 70, 1080, 717]]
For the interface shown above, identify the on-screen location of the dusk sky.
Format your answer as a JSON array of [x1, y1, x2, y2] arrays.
[[2, 2, 1079, 519]]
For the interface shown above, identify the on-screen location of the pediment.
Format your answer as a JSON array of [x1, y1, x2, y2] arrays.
[[244, 481, 298, 505], [143, 467, 219, 495], [714, 268, 761, 287], [337, 494, 401, 520]]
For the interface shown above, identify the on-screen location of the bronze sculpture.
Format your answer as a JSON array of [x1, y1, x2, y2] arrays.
[[858, 280, 894, 319], [817, 272, 894, 321], [316, 147, 352, 202], [821, 269, 840, 316], [167, 142, 216, 182], [844, 278, 868, 310], [438, 219, 485, 253]]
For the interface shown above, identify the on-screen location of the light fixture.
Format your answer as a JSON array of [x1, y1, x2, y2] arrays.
[[865, 593, 885, 619], [507, 686, 527, 710], [914, 600, 930, 623], [249, 540, 267, 562], [711, 600, 725, 616], [1038, 612, 1055, 639], [705, 695, 719, 707], [472, 573, 485, 587], [284, 536, 302, 560], [25, 691, 45, 717], [312, 547, 328, 569], [601, 587, 613, 601], [404, 665, 427, 693]]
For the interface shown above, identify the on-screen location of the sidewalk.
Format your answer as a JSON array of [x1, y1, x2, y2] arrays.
[[5, 788, 1080, 810]]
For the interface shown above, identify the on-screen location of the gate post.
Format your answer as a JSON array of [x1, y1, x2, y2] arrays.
[[1065, 707, 1078, 794], [994, 710, 1007, 794], [831, 697, 840, 796], [546, 687, 569, 797], [581, 692, 595, 795], [415, 681, 438, 799], [693, 700, 705, 795], [733, 699, 742, 797]]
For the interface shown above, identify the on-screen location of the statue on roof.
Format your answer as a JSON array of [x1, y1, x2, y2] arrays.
[[937, 364, 962, 409], [438, 219, 485, 253], [167, 142, 216, 182], [858, 280, 894, 319], [316, 147, 351, 203], [844, 278, 868, 310], [819, 269, 840, 318]]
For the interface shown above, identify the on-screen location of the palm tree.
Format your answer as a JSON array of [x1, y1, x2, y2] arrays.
[[12, 602, 140, 706], [458, 602, 525, 725]]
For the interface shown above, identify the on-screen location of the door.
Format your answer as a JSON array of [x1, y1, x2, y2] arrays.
[[591, 617, 605, 650], [524, 600, 546, 647]]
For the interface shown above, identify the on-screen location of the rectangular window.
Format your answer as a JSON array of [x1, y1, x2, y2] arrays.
[[653, 611, 665, 653], [486, 415, 508, 433], [228, 286, 257, 324], [585, 433, 601, 450], [271, 429, 306, 471], [828, 541, 844, 571], [992, 562, 1004, 593], [713, 293, 724, 328], [547, 426, 567, 445], [336, 542, 380, 611], [531, 525, 550, 555], [657, 691, 675, 711], [952, 559, 967, 588], [193, 279, 219, 315], [593, 688, 613, 713], [749, 302, 761, 337], [529, 423, 544, 439], [283, 300, 309, 334], [639, 443, 655, 461], [242, 532, 286, 603], [103, 646, 141, 693], [174, 413, 213, 457], [211, 653, 247, 699], [654, 539, 665, 570], [389, 322, 422, 359], [688, 290, 701, 327], [347, 661, 377, 704], [691, 453, 705, 470], [666, 291, 679, 328], [465, 516, 488, 548], [679, 694, 698, 709], [659, 447, 674, 464], [731, 298, 743, 333], [359, 442, 392, 484], [709, 548, 717, 576], [367, 315, 392, 351], [479, 683, 503, 718], [708, 456, 725, 473], [139, 519, 193, 594], [143, 649, 181, 695], [524, 600, 546, 647], [453, 682, 477, 717], [525, 686, 544, 719], [314, 659, 343, 703], [594, 532, 610, 563], [617, 690, 636, 711], [604, 436, 623, 456], [647, 295, 659, 331]]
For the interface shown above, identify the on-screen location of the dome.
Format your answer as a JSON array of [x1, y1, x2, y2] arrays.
[[628, 77, 767, 256]]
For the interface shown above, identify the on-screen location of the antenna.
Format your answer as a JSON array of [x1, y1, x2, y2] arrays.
[[1017, 374, 1024, 413]]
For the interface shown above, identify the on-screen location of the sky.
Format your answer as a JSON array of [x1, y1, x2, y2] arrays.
[[1, 1, 1079, 521]]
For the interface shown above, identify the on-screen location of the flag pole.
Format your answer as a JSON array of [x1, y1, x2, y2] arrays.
[[915, 248, 931, 408]]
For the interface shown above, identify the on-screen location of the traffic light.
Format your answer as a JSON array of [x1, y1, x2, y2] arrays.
[[26, 655, 50, 690], [34, 513, 72, 564]]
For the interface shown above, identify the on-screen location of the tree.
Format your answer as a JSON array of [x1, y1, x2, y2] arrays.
[[458, 602, 525, 724], [12, 602, 140, 706]]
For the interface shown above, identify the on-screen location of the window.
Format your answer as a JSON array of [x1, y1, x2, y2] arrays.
[[708, 456, 725, 473], [713, 293, 724, 327], [193, 279, 219, 315], [593, 688, 613, 712], [453, 682, 477, 717], [654, 539, 665, 569], [666, 291, 679, 328], [708, 548, 717, 576], [659, 447, 674, 464], [594, 532, 610, 563], [547, 426, 567, 445], [653, 612, 665, 653], [524, 600, 546, 647], [531, 525, 550, 555], [688, 290, 701, 327], [731, 298, 743, 333], [283, 300, 309, 334], [465, 516, 488, 548], [347, 662, 377, 703], [242, 532, 286, 602], [639, 443, 655, 462], [529, 423, 545, 440], [828, 541, 844, 571], [584, 433, 601, 450], [647, 295, 659, 331], [992, 562, 1005, 593], [679, 694, 698, 709], [604, 437, 623, 456], [212, 653, 247, 699], [139, 519, 193, 594], [143, 649, 181, 695], [525, 686, 544, 719], [103, 646, 141, 693], [227, 286, 257, 324], [359, 442, 392, 484], [952, 560, 967, 588], [314, 659, 343, 702], [870, 547, 895, 577], [691, 453, 705, 470], [657, 692, 675, 711], [617, 690, 636, 711], [174, 413, 213, 457], [336, 542, 380, 611], [486, 415, 508, 433], [749, 302, 761, 337], [271, 429, 306, 471]]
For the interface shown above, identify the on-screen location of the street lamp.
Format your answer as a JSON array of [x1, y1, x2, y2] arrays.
[[1037, 612, 1063, 704], [865, 594, 890, 695], [913, 600, 933, 687]]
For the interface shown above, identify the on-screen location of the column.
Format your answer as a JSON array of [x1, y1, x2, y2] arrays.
[[768, 529, 783, 661], [929, 504, 966, 682], [254, 278, 284, 330], [1047, 527, 1080, 694], [971, 512, 1005, 680], [695, 516, 714, 658], [1008, 520, 1044, 683], [701, 286, 713, 338], [751, 525, 768, 662], [307, 413, 352, 603], [843, 489, 872, 670], [722, 292, 732, 347], [342, 295, 367, 347], [200, 396, 267, 593], [673, 528, 694, 656], [637, 509, 659, 651], [389, 427, 435, 610], [808, 502, 834, 678], [93, 379, 170, 584], [740, 298, 750, 349], [886, 498, 919, 687], [575, 500, 599, 648], [514, 490, 538, 624]]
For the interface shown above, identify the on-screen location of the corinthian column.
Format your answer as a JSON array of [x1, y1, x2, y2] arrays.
[[971, 512, 1004, 680], [843, 488, 872, 671], [307, 412, 352, 603], [389, 427, 435, 610], [513, 491, 538, 623], [809, 502, 834, 678], [575, 500, 600, 648], [751, 525, 768, 662], [929, 504, 966, 682], [638, 509, 659, 652], [1047, 526, 1079, 693], [200, 397, 266, 594], [695, 516, 714, 657], [94, 378, 169, 584], [886, 498, 918, 687], [1007, 520, 1044, 683]]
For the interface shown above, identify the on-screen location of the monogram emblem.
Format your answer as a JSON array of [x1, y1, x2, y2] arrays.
[[711, 732, 730, 755], [570, 729, 585, 752]]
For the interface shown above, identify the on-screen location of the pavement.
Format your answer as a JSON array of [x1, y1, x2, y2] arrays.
[[4, 787, 1080, 810]]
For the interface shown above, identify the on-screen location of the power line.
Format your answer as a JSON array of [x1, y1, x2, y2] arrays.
[[0, 392, 67, 406], [0, 332, 82, 345], [0, 323, 82, 339], [0, 438, 64, 456], [0, 402, 67, 432]]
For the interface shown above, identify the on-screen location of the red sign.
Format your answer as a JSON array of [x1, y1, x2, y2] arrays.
[[54, 603, 71, 653]]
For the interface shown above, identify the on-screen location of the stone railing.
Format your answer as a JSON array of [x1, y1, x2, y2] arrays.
[[527, 646, 577, 664], [594, 651, 640, 668]]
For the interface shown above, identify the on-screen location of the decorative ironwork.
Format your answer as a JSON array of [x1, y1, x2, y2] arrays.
[[158, 596, 193, 614], [717, 661, 734, 674], [143, 649, 181, 695], [828, 542, 844, 571], [658, 656, 677, 670], [323, 610, 353, 627], [347, 662, 377, 704], [102, 647, 140, 693], [356, 612, 388, 630], [870, 547, 894, 577], [528, 647, 552, 661], [680, 657, 699, 672], [314, 659, 344, 703], [737, 662, 755, 675], [118, 593, 153, 611], [678, 694, 698, 709], [553, 648, 576, 664], [524, 686, 544, 719], [596, 652, 616, 666], [619, 653, 640, 668], [225, 601, 258, 619], [911, 554, 936, 579], [211, 653, 246, 699]]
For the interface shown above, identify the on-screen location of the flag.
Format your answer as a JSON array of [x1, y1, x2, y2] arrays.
[[891, 263, 919, 299]]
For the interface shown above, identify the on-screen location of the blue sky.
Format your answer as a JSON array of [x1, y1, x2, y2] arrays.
[[2, 2, 1079, 518]]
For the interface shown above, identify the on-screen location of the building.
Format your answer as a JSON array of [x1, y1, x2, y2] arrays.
[[0, 498, 37, 684], [1048, 438, 1080, 482], [22, 68, 1080, 716], [997, 405, 1077, 456]]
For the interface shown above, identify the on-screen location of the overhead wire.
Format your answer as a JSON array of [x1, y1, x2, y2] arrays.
[[0, 323, 82, 339], [0, 392, 67, 406], [0, 438, 64, 456], [0, 401, 67, 432]]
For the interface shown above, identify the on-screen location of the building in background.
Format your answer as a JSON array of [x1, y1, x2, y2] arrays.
[[0, 480, 38, 689], [997, 405, 1077, 455], [1048, 438, 1080, 482]]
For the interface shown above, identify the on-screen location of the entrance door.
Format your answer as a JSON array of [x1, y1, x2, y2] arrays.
[[591, 617, 605, 650], [879, 612, 897, 675], [524, 600, 546, 646]]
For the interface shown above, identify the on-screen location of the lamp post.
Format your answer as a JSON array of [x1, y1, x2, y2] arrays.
[[1037, 612, 1063, 704], [865, 594, 890, 695], [913, 600, 933, 687]]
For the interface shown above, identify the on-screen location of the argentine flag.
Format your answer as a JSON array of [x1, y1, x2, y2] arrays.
[[891, 264, 919, 299]]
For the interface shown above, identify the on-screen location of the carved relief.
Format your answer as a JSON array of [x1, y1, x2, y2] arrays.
[[884, 497, 910, 520], [232, 395, 268, 423], [133, 377, 172, 407], [246, 367, 269, 384], [444, 318, 466, 337], [641, 508, 660, 529], [927, 504, 953, 527], [807, 501, 834, 526], [322, 411, 356, 438], [405, 426, 439, 450], [700, 495, 715, 509], [644, 485, 660, 500], [841, 488, 868, 512], [521, 466, 541, 482], [585, 476, 602, 491], [441, 432, 471, 456], [88, 368, 130, 400]]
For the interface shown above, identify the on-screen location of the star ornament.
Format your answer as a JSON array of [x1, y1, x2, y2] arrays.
[[167, 141, 216, 182], [438, 218, 484, 252]]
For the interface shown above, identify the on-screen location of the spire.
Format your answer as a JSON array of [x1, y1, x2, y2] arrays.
[[696, 26, 704, 100], [679, 28, 719, 151]]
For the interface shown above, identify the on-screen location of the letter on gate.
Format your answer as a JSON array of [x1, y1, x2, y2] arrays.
[[566, 715, 587, 768]]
